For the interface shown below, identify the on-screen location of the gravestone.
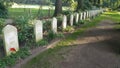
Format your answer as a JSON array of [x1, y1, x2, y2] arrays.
[[88, 11, 91, 18], [52, 17, 57, 33], [86, 11, 89, 18], [3, 25, 19, 56], [75, 13, 79, 23], [62, 15, 67, 29], [70, 14, 74, 26], [80, 13, 83, 20], [34, 20, 43, 42], [83, 12, 86, 20]]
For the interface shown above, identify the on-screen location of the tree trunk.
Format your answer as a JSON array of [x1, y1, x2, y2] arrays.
[[53, 0, 62, 16], [76, 0, 84, 11]]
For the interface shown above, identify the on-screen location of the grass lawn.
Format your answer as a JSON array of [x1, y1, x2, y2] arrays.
[[8, 8, 54, 18]]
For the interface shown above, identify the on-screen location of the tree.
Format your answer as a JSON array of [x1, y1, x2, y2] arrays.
[[0, 0, 10, 18], [53, 0, 62, 16], [76, 0, 84, 11]]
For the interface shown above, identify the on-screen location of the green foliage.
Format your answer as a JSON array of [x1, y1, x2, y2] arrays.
[[15, 15, 35, 47], [62, 11, 73, 15], [37, 39, 48, 46], [84, 0, 92, 10], [79, 20, 86, 24], [0, 18, 5, 34], [0, 47, 30, 68], [43, 20, 51, 32], [63, 26, 74, 32], [56, 33, 64, 38], [71, 1, 78, 11], [47, 30, 64, 40], [0, 3, 8, 18], [47, 30, 57, 40]]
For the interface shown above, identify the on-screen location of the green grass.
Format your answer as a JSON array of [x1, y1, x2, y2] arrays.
[[8, 8, 54, 18], [104, 11, 120, 29], [22, 13, 106, 68], [103, 11, 120, 23]]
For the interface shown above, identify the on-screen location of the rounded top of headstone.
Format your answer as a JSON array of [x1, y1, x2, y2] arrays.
[[34, 20, 42, 26], [3, 25, 17, 32]]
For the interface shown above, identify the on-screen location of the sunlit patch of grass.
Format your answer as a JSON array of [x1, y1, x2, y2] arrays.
[[8, 8, 54, 18], [103, 11, 120, 23]]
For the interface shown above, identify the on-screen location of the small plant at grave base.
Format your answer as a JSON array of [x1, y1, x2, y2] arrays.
[[63, 26, 75, 32], [36, 39, 48, 46], [47, 30, 57, 40], [15, 15, 35, 47], [56, 33, 64, 38], [43, 20, 51, 32], [74, 20, 86, 27], [17, 47, 31, 59], [0, 47, 30, 68], [79, 20, 86, 24]]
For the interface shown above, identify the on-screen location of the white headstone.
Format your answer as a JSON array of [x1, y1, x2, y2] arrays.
[[62, 15, 67, 29], [70, 14, 74, 26], [75, 13, 79, 23], [34, 20, 43, 42], [83, 12, 86, 20], [80, 13, 83, 20], [3, 25, 19, 56], [86, 11, 89, 18], [52, 17, 57, 33]]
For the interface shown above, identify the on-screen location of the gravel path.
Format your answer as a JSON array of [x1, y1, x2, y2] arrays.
[[55, 20, 120, 68]]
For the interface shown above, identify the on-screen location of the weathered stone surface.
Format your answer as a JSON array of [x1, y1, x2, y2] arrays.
[[52, 17, 57, 33], [62, 15, 67, 29], [70, 14, 74, 26], [75, 13, 79, 23], [3, 25, 19, 56], [34, 20, 43, 42]]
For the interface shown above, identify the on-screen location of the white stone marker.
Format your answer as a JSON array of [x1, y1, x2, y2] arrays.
[[75, 13, 79, 23], [83, 12, 86, 20], [34, 20, 43, 42], [80, 13, 83, 20], [62, 15, 67, 29], [3, 25, 19, 56], [86, 11, 89, 18], [70, 14, 74, 26], [52, 17, 57, 33]]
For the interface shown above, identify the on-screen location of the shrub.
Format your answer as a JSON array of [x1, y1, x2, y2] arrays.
[[36, 39, 48, 46], [0, 3, 8, 18], [15, 15, 35, 47], [0, 47, 30, 68], [0, 18, 5, 34], [43, 20, 51, 32], [63, 26, 74, 32], [47, 30, 57, 40]]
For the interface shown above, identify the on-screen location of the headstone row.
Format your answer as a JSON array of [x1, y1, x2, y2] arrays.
[[2, 9, 104, 56]]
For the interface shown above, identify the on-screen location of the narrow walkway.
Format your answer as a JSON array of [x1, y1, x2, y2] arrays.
[[55, 20, 120, 68]]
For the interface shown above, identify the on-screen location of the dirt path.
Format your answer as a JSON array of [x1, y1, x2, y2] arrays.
[[54, 20, 120, 68]]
